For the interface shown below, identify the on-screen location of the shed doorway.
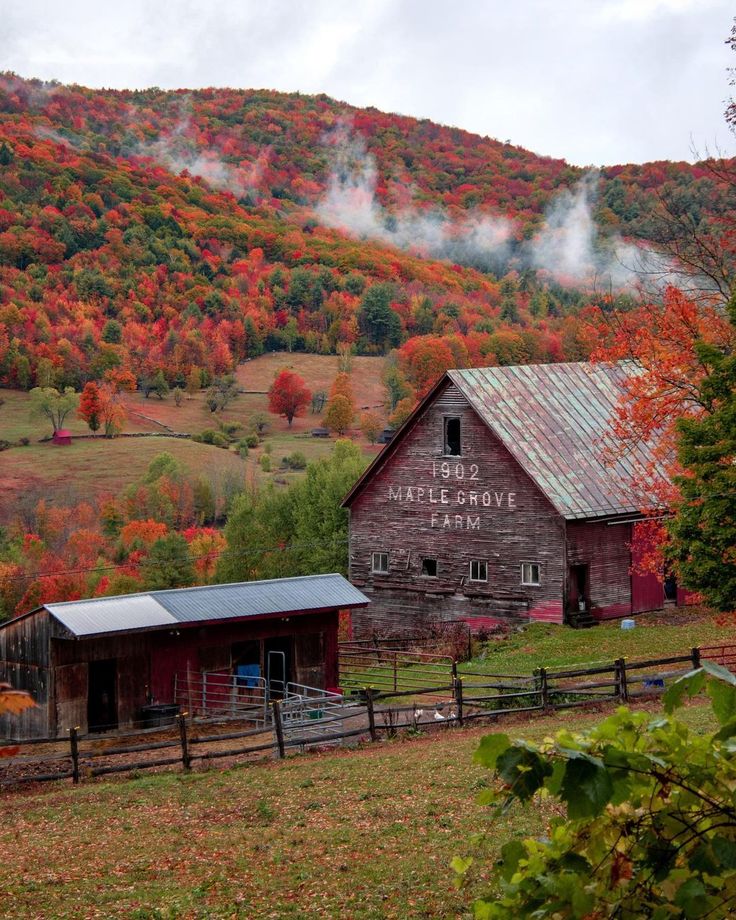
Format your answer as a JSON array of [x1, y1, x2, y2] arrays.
[[265, 637, 291, 699], [88, 658, 118, 732], [568, 564, 590, 612]]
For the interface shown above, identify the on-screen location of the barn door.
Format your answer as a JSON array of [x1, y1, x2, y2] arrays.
[[568, 564, 589, 612], [88, 658, 118, 732]]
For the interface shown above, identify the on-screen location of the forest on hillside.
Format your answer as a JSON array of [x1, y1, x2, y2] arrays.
[[0, 73, 734, 394]]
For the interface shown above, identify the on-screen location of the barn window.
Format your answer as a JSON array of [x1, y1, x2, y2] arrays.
[[421, 558, 438, 578], [444, 417, 461, 455], [521, 562, 541, 586], [371, 552, 389, 574], [469, 560, 487, 582]]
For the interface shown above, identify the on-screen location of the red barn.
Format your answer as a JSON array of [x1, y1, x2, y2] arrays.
[[0, 575, 368, 740], [52, 429, 72, 446], [343, 362, 680, 636]]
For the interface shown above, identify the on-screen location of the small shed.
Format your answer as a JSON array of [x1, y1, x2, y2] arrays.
[[0, 575, 369, 740], [52, 429, 72, 446]]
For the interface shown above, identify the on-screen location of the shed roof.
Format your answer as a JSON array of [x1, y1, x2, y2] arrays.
[[42, 574, 369, 638], [344, 362, 667, 521]]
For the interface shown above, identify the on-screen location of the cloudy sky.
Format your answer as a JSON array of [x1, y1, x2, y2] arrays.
[[2, 0, 733, 166]]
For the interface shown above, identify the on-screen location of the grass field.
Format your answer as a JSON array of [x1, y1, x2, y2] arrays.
[[462, 606, 736, 677], [0, 437, 248, 519], [0, 700, 715, 919], [0, 353, 386, 516]]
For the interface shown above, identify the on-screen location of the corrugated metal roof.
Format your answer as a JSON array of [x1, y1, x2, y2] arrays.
[[448, 362, 666, 520], [44, 574, 369, 638]]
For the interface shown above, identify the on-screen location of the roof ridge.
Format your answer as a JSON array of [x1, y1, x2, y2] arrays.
[[45, 573, 345, 608]]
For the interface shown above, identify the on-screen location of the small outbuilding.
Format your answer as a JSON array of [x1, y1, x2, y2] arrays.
[[0, 575, 369, 740], [52, 429, 72, 446]]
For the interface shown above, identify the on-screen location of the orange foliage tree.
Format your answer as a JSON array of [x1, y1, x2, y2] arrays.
[[78, 381, 102, 434]]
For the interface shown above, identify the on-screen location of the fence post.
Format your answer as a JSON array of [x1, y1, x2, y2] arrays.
[[393, 651, 398, 693], [272, 699, 286, 759], [454, 677, 464, 727], [691, 647, 701, 669], [69, 726, 80, 785], [366, 688, 378, 742], [177, 712, 191, 772], [539, 668, 550, 710], [615, 658, 629, 703]]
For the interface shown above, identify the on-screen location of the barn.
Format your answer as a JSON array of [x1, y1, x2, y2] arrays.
[[0, 575, 368, 740], [52, 428, 72, 446], [343, 362, 681, 636]]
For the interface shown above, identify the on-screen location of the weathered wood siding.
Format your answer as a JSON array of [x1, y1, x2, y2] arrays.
[[148, 612, 339, 702], [52, 633, 151, 734], [0, 611, 51, 739], [349, 381, 567, 633], [566, 521, 633, 620], [630, 522, 665, 614]]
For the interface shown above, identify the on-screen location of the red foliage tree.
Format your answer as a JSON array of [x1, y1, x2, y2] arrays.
[[78, 381, 102, 434], [267, 369, 312, 426]]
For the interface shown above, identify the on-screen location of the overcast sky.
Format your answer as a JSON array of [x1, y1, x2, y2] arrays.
[[1, 0, 734, 166]]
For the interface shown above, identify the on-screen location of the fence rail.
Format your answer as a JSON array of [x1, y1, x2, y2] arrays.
[[1, 643, 731, 788]]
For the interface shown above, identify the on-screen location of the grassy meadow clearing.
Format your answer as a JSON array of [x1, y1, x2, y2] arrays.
[[462, 606, 736, 677], [0, 353, 385, 517]]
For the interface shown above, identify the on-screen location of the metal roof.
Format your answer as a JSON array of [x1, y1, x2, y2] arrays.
[[44, 574, 369, 638], [448, 362, 666, 519], [342, 361, 667, 520]]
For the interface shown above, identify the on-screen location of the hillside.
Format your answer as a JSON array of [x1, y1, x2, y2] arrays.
[[0, 73, 733, 393], [0, 352, 384, 517]]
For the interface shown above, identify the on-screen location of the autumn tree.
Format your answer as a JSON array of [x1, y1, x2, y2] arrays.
[[186, 367, 201, 399], [78, 381, 102, 434], [389, 396, 415, 429], [268, 369, 311, 426], [325, 394, 354, 435], [29, 386, 79, 435], [359, 411, 383, 444], [205, 375, 239, 412], [398, 336, 456, 398]]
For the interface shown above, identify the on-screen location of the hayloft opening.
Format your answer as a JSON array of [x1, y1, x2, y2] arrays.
[[444, 417, 461, 455]]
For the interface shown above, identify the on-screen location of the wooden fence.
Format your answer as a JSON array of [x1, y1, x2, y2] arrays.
[[0, 644, 727, 788]]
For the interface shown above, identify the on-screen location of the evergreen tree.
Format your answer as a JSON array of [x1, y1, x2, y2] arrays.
[[666, 297, 736, 611], [358, 284, 402, 351], [140, 533, 195, 590]]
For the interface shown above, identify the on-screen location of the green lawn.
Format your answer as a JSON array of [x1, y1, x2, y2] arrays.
[[461, 608, 735, 678], [0, 702, 715, 919]]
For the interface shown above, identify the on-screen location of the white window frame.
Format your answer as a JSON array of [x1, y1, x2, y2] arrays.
[[371, 552, 389, 575], [469, 559, 488, 582], [521, 562, 541, 586], [421, 558, 438, 578]]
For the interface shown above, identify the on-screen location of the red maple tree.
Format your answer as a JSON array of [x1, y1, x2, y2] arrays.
[[268, 369, 312, 426], [78, 381, 102, 434]]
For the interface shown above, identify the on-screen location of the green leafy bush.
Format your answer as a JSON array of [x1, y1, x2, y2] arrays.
[[459, 661, 736, 919]]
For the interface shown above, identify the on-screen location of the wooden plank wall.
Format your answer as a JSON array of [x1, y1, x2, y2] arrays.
[[566, 520, 633, 619], [349, 382, 567, 634], [0, 611, 51, 738]]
